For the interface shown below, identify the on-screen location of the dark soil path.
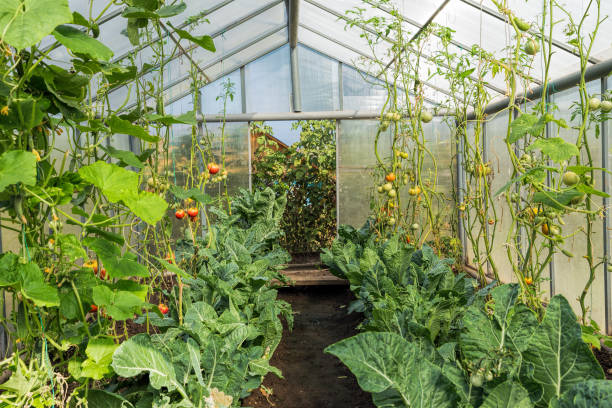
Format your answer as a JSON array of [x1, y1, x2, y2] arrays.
[[242, 286, 375, 408]]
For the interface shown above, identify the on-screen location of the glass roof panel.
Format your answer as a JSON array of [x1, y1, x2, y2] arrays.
[[300, 1, 392, 61], [199, 28, 288, 84], [68, 0, 121, 20], [187, 0, 282, 38]]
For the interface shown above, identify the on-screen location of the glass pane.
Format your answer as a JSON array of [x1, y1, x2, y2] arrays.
[[342, 65, 388, 111], [201, 29, 288, 84], [298, 45, 340, 111], [551, 81, 605, 328], [189, 3, 286, 71], [203, 122, 250, 197], [244, 45, 291, 112], [338, 120, 392, 227], [201, 70, 242, 115], [486, 112, 519, 284]]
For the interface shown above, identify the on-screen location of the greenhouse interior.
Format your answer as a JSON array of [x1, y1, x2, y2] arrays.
[[2, 0, 612, 406]]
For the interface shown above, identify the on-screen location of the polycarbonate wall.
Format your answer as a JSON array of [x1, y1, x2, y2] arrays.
[[460, 79, 611, 332]]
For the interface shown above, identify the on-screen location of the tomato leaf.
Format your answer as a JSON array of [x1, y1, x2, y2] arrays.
[[171, 25, 215, 52]]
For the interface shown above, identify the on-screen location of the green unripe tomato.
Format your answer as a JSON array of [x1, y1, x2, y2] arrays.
[[513, 17, 531, 31], [388, 189, 397, 198], [420, 110, 433, 123], [400, 151, 409, 159], [380, 121, 390, 131], [601, 100, 612, 112], [510, 193, 519, 203], [524, 38, 539, 55], [470, 373, 484, 388], [383, 183, 393, 192], [562, 171, 580, 186], [520, 153, 532, 163], [387, 217, 396, 226], [485, 371, 494, 382], [377, 186, 384, 193], [588, 97, 601, 111], [411, 223, 419, 231]]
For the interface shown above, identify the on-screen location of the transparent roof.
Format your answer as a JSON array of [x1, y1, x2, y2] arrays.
[[51, 0, 612, 110]]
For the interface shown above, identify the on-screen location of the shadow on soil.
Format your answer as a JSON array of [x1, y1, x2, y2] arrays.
[[242, 286, 375, 408]]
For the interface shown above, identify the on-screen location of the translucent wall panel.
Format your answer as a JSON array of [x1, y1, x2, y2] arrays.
[[462, 122, 488, 272], [164, 95, 195, 189], [487, 112, 520, 284], [342, 65, 388, 111], [201, 70, 243, 115], [338, 120, 391, 227], [203, 123, 250, 197], [298, 46, 340, 111], [508, 0, 612, 61], [551, 81, 605, 328], [245, 46, 292, 112]]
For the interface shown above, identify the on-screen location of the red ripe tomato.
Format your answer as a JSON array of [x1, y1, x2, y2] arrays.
[[99, 268, 107, 280], [385, 173, 396, 182], [208, 163, 220, 174], [187, 207, 198, 218], [158, 303, 169, 315], [90, 304, 98, 313], [175, 209, 186, 219]]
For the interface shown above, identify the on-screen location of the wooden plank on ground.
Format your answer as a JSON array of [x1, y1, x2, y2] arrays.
[[277, 268, 348, 286]]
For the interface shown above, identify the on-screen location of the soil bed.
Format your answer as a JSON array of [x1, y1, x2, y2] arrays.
[[242, 286, 374, 408]]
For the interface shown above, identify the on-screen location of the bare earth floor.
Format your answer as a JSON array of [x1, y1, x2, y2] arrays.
[[242, 286, 375, 408]]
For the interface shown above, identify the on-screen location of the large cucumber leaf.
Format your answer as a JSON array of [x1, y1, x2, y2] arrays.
[[0, 0, 72, 50], [0, 150, 37, 192]]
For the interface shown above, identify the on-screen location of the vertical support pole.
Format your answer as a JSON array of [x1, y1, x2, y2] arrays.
[[602, 76, 611, 334], [288, 0, 301, 112], [336, 120, 341, 234], [240, 66, 247, 114], [290, 46, 302, 112], [338, 62, 344, 111], [456, 120, 467, 264], [513, 109, 523, 263], [248, 121, 253, 193]]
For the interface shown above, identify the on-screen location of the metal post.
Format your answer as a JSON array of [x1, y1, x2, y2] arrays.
[[602, 76, 611, 334], [456, 120, 467, 264], [335, 120, 340, 233], [240, 66, 247, 114], [338, 62, 344, 111], [290, 46, 302, 112]]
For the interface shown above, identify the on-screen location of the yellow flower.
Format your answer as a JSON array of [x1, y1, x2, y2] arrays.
[[0, 105, 8, 116], [32, 149, 41, 162]]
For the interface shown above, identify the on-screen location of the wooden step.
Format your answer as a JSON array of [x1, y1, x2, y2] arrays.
[[277, 267, 348, 286]]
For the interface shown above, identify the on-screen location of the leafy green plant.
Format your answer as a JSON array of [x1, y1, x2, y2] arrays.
[[251, 120, 337, 254], [322, 227, 611, 407]]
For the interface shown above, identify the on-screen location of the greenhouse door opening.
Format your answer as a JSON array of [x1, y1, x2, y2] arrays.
[[251, 121, 337, 256]]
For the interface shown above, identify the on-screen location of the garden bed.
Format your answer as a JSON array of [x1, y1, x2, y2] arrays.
[[242, 286, 374, 408]]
